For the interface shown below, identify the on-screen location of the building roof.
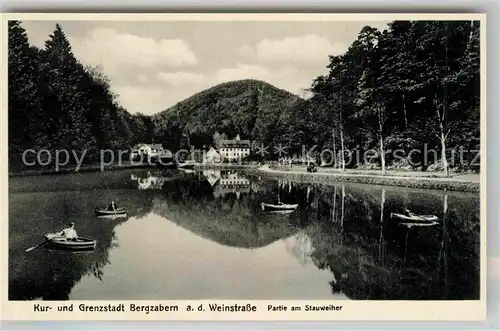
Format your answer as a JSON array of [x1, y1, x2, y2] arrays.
[[151, 144, 164, 150], [205, 147, 220, 156], [220, 139, 251, 148]]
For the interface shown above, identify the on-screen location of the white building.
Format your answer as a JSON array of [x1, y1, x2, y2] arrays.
[[203, 147, 222, 164], [131, 143, 163, 156], [218, 134, 251, 161]]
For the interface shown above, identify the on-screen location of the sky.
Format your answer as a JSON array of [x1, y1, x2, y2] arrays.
[[21, 19, 390, 116]]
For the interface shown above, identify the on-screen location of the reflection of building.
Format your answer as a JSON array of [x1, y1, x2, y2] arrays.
[[203, 147, 221, 164], [219, 134, 251, 161], [220, 171, 251, 187], [202, 170, 259, 199], [284, 232, 314, 267], [214, 177, 252, 198], [202, 169, 221, 186], [130, 172, 171, 190]]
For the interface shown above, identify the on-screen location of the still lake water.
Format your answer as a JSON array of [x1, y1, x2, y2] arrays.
[[9, 169, 480, 300]]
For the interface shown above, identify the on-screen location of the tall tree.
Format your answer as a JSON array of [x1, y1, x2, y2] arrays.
[[39, 24, 95, 152], [8, 20, 43, 165], [354, 27, 392, 173]]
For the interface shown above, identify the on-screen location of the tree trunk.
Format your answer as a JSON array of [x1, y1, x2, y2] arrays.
[[340, 123, 346, 171], [340, 185, 345, 228], [439, 123, 449, 177], [379, 135, 386, 174], [402, 93, 408, 129], [435, 93, 449, 177], [378, 106, 386, 174], [332, 128, 336, 168]]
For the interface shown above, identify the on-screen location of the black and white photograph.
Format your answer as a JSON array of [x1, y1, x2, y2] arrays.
[[4, 13, 485, 317]]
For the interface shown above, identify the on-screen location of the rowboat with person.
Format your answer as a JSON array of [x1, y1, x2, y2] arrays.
[[25, 222, 97, 253], [95, 200, 128, 217], [390, 209, 439, 223]]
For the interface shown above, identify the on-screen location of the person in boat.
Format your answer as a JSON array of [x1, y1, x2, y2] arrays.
[[58, 222, 78, 241], [404, 208, 413, 217], [107, 200, 117, 211]]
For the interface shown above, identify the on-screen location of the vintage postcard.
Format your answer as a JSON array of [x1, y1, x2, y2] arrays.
[[2, 13, 487, 321]]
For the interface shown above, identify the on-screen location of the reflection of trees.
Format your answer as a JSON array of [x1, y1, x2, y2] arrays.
[[284, 231, 314, 266], [156, 175, 300, 248], [10, 171, 479, 301], [284, 183, 480, 300], [9, 188, 154, 300]]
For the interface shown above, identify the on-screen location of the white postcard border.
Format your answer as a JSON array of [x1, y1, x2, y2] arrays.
[[1, 12, 488, 322]]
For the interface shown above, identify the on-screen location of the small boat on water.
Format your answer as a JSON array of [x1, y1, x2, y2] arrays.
[[390, 211, 438, 223], [95, 213, 128, 219], [44, 233, 97, 251], [95, 207, 127, 217], [261, 202, 298, 212]]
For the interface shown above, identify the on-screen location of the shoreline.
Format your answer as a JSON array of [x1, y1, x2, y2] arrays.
[[252, 165, 480, 193], [8, 162, 480, 193]]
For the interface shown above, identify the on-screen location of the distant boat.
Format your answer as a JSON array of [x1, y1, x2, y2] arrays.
[[44, 233, 97, 251], [95, 213, 128, 219], [261, 180, 298, 212], [261, 202, 298, 212], [95, 207, 128, 217], [390, 211, 438, 223]]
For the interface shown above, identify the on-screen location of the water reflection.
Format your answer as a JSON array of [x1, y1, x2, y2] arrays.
[[130, 170, 176, 190], [8, 170, 480, 300]]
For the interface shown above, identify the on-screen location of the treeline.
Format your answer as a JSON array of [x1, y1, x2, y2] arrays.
[[8, 21, 153, 169], [299, 21, 480, 174], [8, 20, 480, 174]]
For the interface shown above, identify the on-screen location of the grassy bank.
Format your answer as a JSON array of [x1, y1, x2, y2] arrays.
[[192, 163, 260, 170], [254, 165, 480, 193]]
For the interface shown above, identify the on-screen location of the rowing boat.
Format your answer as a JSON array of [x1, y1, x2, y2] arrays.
[[44, 233, 97, 251], [95, 213, 128, 219], [390, 212, 438, 223], [261, 202, 298, 212], [95, 207, 127, 217]]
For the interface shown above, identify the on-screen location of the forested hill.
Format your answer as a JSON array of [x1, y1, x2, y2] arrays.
[[8, 20, 480, 174], [151, 79, 304, 152]]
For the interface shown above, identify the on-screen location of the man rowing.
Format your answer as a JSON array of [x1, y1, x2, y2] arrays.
[[107, 200, 117, 211], [57, 222, 78, 241]]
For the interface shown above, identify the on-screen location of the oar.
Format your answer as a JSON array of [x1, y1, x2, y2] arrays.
[[25, 238, 50, 253]]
